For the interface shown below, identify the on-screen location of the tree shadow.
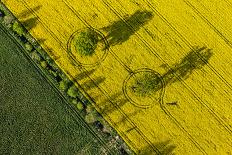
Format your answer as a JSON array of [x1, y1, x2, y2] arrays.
[[138, 140, 176, 155], [36, 38, 46, 45], [162, 46, 213, 85], [132, 46, 213, 95], [21, 17, 38, 31], [18, 5, 42, 19], [98, 91, 129, 115], [17, 5, 41, 31], [81, 76, 105, 91], [116, 108, 141, 128], [74, 69, 96, 81], [96, 90, 142, 129], [101, 10, 153, 47]]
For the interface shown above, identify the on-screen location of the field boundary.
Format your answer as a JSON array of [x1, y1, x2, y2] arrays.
[[0, 2, 134, 154]]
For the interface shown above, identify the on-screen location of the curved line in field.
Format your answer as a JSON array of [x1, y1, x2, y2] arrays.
[[102, 0, 232, 135], [62, 0, 166, 153], [67, 28, 109, 67], [17, 0, 232, 153], [122, 68, 165, 109], [122, 67, 207, 154], [18, 0, 151, 153], [63, 0, 232, 152], [159, 95, 207, 154], [0, 22, 115, 155], [143, 0, 232, 94], [16, 1, 122, 154]]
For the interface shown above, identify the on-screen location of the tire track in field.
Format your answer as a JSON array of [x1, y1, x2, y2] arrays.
[[103, 0, 232, 151], [99, 1, 212, 154], [140, 0, 232, 93], [68, 0, 231, 153], [72, 0, 207, 153], [141, 0, 232, 132], [97, 0, 232, 150], [113, 0, 231, 132], [19, 0, 138, 152], [61, 0, 163, 153], [183, 0, 232, 48], [14, 1, 120, 154], [114, 0, 232, 107], [113, 0, 232, 123], [142, 0, 232, 95], [16, 0, 230, 153], [62, 0, 205, 153], [18, 0, 154, 153], [224, 0, 232, 7], [101, 0, 232, 135], [61, 0, 169, 153]]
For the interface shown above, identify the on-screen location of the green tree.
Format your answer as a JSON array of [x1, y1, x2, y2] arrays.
[[130, 72, 162, 97], [85, 112, 97, 124], [25, 42, 33, 52], [12, 21, 25, 36], [75, 28, 99, 56], [67, 85, 79, 98], [40, 61, 48, 69], [30, 50, 42, 62], [86, 104, 94, 113], [59, 80, 69, 92], [71, 99, 78, 104], [3, 15, 14, 26], [76, 102, 84, 111]]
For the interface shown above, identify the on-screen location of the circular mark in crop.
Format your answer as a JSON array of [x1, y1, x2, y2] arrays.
[[123, 68, 165, 108], [67, 27, 109, 67]]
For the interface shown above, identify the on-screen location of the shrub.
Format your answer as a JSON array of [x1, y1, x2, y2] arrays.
[[67, 85, 79, 98], [76, 102, 84, 111], [40, 61, 48, 69], [85, 112, 97, 124], [49, 62, 59, 73], [25, 42, 33, 52], [12, 21, 25, 36], [48, 69, 57, 77], [86, 104, 94, 114], [75, 28, 99, 56], [3, 15, 14, 26], [30, 50, 42, 62], [71, 99, 78, 104], [59, 80, 69, 92]]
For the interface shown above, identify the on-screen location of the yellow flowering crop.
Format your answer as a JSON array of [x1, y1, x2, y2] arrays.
[[3, 0, 232, 154]]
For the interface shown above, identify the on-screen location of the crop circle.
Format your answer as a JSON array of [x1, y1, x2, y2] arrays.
[[67, 28, 109, 67], [123, 68, 165, 108]]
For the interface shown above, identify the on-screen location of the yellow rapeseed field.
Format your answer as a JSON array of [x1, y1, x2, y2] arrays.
[[3, 0, 232, 154]]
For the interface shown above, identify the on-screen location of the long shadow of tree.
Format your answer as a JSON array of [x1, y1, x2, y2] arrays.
[[101, 10, 153, 47], [18, 5, 41, 31], [138, 140, 176, 155], [21, 17, 39, 31], [74, 68, 96, 81], [18, 5, 42, 18], [97, 91, 129, 115], [18, 6, 47, 46], [131, 46, 213, 96], [81, 76, 106, 91], [162, 46, 213, 85]]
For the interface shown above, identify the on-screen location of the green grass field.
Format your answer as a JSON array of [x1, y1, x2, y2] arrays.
[[0, 23, 117, 155]]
